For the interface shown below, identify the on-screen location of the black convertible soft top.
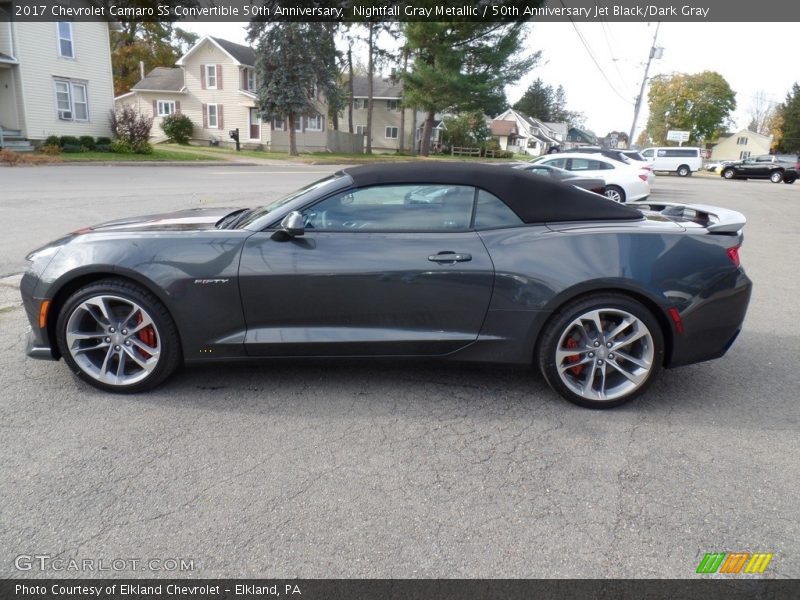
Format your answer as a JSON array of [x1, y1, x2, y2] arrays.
[[340, 162, 643, 223]]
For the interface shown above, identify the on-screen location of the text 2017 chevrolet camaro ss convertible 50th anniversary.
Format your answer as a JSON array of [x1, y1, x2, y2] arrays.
[[21, 163, 751, 408]]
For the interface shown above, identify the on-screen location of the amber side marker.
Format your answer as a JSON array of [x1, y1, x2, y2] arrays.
[[38, 300, 50, 329]]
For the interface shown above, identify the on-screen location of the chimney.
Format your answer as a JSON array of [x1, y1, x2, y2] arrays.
[[139, 61, 145, 81]]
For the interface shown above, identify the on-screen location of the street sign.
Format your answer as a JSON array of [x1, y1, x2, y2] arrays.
[[667, 130, 690, 143]]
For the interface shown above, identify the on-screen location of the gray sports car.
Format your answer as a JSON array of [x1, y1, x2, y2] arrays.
[[21, 163, 752, 408]]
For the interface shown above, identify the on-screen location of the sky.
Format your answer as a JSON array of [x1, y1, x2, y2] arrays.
[[180, 21, 799, 139]]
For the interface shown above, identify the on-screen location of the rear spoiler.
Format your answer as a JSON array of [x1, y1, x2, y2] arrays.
[[633, 201, 746, 234]]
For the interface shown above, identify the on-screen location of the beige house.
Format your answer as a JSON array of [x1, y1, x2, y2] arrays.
[[710, 129, 773, 161], [0, 17, 115, 148]]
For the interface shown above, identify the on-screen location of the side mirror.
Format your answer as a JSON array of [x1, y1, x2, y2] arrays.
[[279, 211, 305, 237]]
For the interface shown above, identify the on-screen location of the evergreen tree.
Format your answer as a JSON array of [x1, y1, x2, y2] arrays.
[[777, 83, 800, 153]]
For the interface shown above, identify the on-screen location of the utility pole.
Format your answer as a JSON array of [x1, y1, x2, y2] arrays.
[[628, 22, 662, 146]]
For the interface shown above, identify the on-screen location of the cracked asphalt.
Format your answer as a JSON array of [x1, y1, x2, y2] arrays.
[[0, 166, 798, 578]]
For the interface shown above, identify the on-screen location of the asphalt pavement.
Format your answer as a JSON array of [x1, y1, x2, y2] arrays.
[[0, 166, 797, 578]]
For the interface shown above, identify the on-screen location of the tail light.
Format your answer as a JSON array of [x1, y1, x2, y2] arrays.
[[642, 165, 653, 171], [638, 173, 648, 182], [726, 246, 741, 267], [591, 186, 605, 194]]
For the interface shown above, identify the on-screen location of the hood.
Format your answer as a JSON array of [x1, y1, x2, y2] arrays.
[[84, 207, 243, 233]]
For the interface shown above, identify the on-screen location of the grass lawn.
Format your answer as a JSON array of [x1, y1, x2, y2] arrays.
[[59, 148, 222, 162], [159, 143, 522, 164]]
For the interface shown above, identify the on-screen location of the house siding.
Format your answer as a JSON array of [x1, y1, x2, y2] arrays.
[[710, 130, 772, 161], [116, 91, 187, 143], [0, 18, 13, 56], [13, 22, 114, 140], [340, 99, 416, 152], [180, 42, 269, 147]]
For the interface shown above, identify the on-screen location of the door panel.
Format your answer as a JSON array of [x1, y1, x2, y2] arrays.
[[238, 231, 495, 356]]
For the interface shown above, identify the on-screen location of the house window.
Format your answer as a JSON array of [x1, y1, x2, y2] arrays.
[[205, 65, 217, 89], [387, 99, 399, 111], [294, 117, 302, 132], [157, 101, 175, 117], [247, 69, 256, 92], [739, 150, 750, 160], [737, 136, 748, 145], [57, 22, 74, 58], [356, 125, 367, 136], [55, 79, 88, 121], [207, 104, 218, 128], [306, 114, 323, 131], [273, 117, 285, 131], [353, 98, 367, 110], [385, 126, 398, 139]]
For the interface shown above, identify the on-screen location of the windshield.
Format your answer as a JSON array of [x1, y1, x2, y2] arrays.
[[231, 174, 344, 229]]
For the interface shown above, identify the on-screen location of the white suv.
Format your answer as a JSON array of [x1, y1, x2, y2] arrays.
[[530, 153, 650, 202]]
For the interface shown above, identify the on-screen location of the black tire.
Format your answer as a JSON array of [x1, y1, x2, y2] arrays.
[[769, 170, 784, 183], [604, 185, 626, 203], [784, 178, 796, 184], [537, 294, 664, 409], [677, 165, 691, 177], [722, 168, 736, 180], [56, 278, 182, 393]]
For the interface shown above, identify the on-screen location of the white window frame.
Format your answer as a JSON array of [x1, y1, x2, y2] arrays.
[[205, 64, 217, 89], [57, 22, 74, 59], [356, 125, 367, 136], [247, 69, 256, 92], [207, 103, 218, 128], [739, 150, 750, 160], [273, 117, 285, 131], [54, 79, 89, 122], [737, 136, 748, 145], [385, 126, 398, 139], [386, 99, 399, 111], [306, 114, 323, 132], [354, 98, 367, 110], [157, 100, 176, 117], [294, 117, 302, 132]]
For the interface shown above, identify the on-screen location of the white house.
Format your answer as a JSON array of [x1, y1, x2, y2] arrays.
[[710, 129, 773, 161], [0, 16, 115, 148], [490, 109, 564, 156]]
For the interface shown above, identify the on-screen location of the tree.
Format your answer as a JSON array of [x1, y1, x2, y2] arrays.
[[777, 83, 800, 153], [513, 79, 553, 120], [247, 23, 339, 156], [442, 112, 490, 149], [109, 2, 198, 96], [645, 71, 736, 144], [402, 21, 538, 156], [747, 90, 779, 137]]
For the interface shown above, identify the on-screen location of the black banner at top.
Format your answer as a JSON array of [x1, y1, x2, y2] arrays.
[[1, 0, 797, 22]]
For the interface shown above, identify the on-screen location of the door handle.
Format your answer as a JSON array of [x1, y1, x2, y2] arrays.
[[428, 251, 472, 263]]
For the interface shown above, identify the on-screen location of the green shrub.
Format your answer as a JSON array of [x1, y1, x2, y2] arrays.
[[61, 144, 82, 153], [110, 139, 133, 154], [95, 144, 111, 152], [132, 141, 153, 154], [96, 136, 112, 146], [45, 135, 60, 146], [78, 136, 96, 151], [160, 114, 194, 144], [59, 136, 79, 148]]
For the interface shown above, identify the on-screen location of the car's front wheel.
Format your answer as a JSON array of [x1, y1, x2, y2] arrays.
[[604, 185, 626, 203], [538, 294, 664, 408], [677, 165, 691, 177], [56, 279, 181, 393], [769, 170, 784, 183], [722, 168, 736, 179]]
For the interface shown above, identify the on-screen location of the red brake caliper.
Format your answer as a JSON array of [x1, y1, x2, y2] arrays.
[[135, 313, 155, 359], [564, 337, 584, 376]]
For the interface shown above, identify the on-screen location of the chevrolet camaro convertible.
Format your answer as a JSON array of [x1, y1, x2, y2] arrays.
[[21, 163, 752, 408]]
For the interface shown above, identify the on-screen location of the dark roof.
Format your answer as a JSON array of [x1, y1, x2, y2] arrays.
[[352, 75, 403, 98], [211, 37, 255, 66], [132, 67, 184, 92], [339, 163, 641, 224]]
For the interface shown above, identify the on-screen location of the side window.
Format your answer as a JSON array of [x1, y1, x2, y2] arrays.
[[301, 185, 475, 232], [597, 160, 615, 170], [544, 157, 566, 169], [474, 190, 523, 230], [642, 149, 653, 158], [569, 158, 592, 171], [657, 149, 667, 157]]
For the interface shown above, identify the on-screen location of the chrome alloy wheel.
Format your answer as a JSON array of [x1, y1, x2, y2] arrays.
[[555, 308, 654, 402], [64, 294, 161, 386]]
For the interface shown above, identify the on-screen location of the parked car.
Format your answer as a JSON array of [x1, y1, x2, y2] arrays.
[[641, 147, 704, 176], [567, 147, 655, 185], [705, 160, 734, 173], [21, 163, 752, 408], [720, 154, 799, 183], [509, 163, 606, 194], [530, 153, 651, 202]]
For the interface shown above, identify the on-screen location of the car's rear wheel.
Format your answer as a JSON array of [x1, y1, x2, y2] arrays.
[[677, 165, 691, 177], [604, 185, 626, 203], [784, 178, 796, 184], [769, 170, 784, 183], [56, 279, 181, 393], [722, 168, 736, 179], [538, 294, 664, 409]]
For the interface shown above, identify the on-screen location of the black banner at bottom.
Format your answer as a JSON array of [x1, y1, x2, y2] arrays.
[[2, 579, 800, 600]]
